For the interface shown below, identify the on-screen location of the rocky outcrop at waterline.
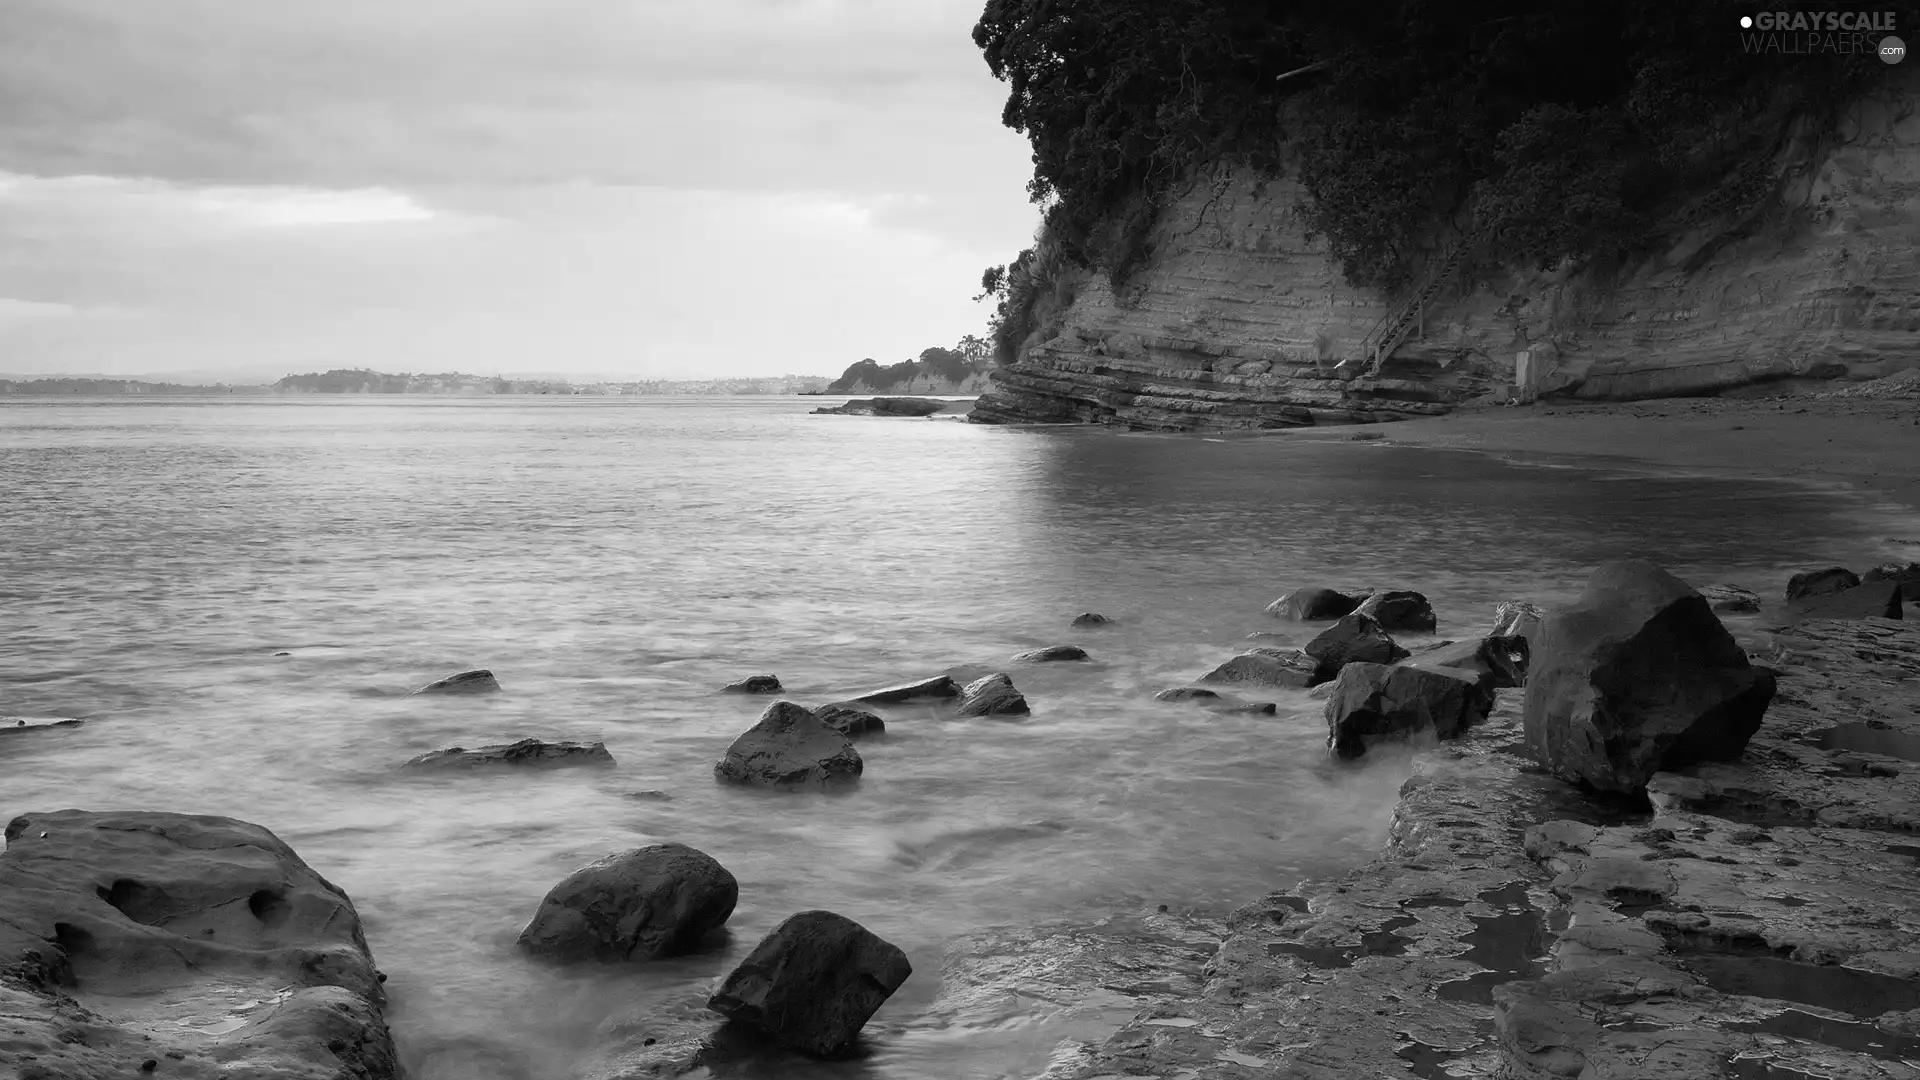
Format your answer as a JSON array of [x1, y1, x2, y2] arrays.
[[707, 910, 913, 1057], [713, 701, 863, 789], [0, 810, 396, 1079], [968, 71, 1920, 429], [402, 738, 616, 771], [518, 844, 738, 963]]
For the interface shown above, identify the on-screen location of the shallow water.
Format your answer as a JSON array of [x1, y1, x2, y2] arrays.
[[2, 396, 1914, 1079]]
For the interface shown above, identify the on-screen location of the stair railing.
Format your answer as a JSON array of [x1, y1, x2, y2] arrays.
[[1351, 226, 1489, 377]]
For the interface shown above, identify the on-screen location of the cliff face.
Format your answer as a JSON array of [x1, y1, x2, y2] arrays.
[[830, 371, 994, 396], [973, 71, 1920, 428]]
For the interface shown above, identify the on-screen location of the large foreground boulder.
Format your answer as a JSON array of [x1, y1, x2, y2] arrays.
[[956, 673, 1029, 717], [1265, 587, 1362, 621], [403, 738, 615, 771], [517, 843, 737, 962], [707, 910, 912, 1056], [715, 702, 862, 789], [410, 668, 501, 695], [1303, 613, 1409, 684], [0, 810, 396, 1079], [1523, 560, 1777, 793], [1324, 663, 1485, 758], [1354, 589, 1437, 633]]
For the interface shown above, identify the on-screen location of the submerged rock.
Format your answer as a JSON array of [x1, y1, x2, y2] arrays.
[[1786, 566, 1860, 600], [409, 668, 501, 695], [1698, 583, 1763, 613], [1154, 687, 1277, 715], [1523, 560, 1776, 794], [1011, 644, 1090, 663], [1354, 589, 1437, 633], [1324, 662, 1484, 757], [1789, 579, 1904, 621], [1198, 648, 1317, 690], [720, 675, 783, 694], [1070, 612, 1113, 628], [843, 675, 961, 705], [0, 809, 396, 1079], [707, 910, 912, 1056], [956, 673, 1029, 717], [403, 738, 615, 771], [812, 703, 886, 739], [1303, 612, 1409, 684], [811, 397, 948, 417], [1, 715, 85, 734], [1265, 587, 1362, 621], [714, 701, 862, 789], [518, 843, 737, 962]]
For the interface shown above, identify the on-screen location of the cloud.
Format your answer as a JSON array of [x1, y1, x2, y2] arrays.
[[0, 297, 82, 322], [0, 172, 442, 231]]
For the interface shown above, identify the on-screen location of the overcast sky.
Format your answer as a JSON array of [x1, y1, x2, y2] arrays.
[[0, 0, 1039, 380]]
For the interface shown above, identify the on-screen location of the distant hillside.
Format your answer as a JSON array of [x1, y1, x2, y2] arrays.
[[0, 377, 270, 395], [273, 369, 834, 395], [828, 340, 993, 395]]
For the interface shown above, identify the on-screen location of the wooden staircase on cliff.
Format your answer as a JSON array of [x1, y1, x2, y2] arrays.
[[1352, 229, 1487, 378]]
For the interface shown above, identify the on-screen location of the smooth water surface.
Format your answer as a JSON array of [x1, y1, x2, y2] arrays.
[[2, 397, 1913, 1079]]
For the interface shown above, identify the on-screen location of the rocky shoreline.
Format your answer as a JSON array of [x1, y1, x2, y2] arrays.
[[5, 561, 1917, 1079]]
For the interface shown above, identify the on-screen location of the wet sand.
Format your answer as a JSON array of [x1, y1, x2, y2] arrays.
[[1295, 396, 1920, 515]]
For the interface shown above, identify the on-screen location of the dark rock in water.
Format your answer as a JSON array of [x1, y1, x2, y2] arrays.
[[1789, 579, 1904, 621], [1523, 560, 1777, 794], [956, 673, 1029, 717], [844, 675, 961, 705], [1, 715, 85, 734], [1324, 663, 1484, 758], [811, 397, 948, 417], [1304, 613, 1410, 684], [813, 703, 886, 739], [403, 738, 614, 771], [0, 809, 396, 1079], [1786, 566, 1860, 600], [1863, 561, 1920, 601], [1265, 587, 1362, 621], [1198, 648, 1317, 689], [517, 843, 737, 962], [1011, 644, 1089, 663], [1406, 634, 1529, 698], [1697, 583, 1762, 614], [410, 668, 501, 695], [1070, 612, 1113, 628], [1354, 589, 1437, 633], [721, 675, 784, 694], [714, 701, 862, 789], [623, 790, 673, 801], [1154, 687, 1277, 715], [1490, 600, 1545, 642], [707, 910, 912, 1056]]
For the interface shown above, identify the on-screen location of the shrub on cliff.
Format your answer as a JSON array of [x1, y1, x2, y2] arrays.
[[975, 0, 1901, 297]]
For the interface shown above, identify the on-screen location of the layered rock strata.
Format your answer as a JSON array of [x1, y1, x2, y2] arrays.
[[973, 70, 1920, 428]]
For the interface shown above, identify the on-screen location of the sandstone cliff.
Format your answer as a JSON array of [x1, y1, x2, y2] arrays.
[[973, 69, 1920, 429]]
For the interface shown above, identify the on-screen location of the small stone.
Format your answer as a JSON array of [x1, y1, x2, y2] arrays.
[[956, 673, 1029, 717], [1011, 645, 1090, 663], [1353, 590, 1437, 633], [409, 669, 501, 696], [813, 703, 886, 739], [721, 675, 784, 694], [402, 739, 615, 771], [1070, 612, 1113, 628]]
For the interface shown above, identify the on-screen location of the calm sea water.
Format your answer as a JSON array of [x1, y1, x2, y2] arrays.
[[3, 396, 1914, 1079]]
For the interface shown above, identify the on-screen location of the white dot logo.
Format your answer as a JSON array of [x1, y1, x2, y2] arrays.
[[1883, 35, 1908, 64], [1740, 15, 1753, 28]]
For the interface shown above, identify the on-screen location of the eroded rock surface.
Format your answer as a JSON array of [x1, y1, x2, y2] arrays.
[[1700, 582, 1764, 614], [1524, 560, 1776, 793], [1787, 566, 1861, 600], [812, 703, 886, 739], [0, 810, 396, 1079], [1353, 589, 1437, 634], [714, 701, 862, 789], [720, 675, 783, 694], [1323, 662, 1484, 758], [518, 843, 737, 962], [1303, 612, 1409, 684], [1198, 648, 1318, 690]]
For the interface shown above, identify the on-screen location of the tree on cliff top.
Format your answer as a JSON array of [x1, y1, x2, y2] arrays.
[[975, 0, 1902, 293]]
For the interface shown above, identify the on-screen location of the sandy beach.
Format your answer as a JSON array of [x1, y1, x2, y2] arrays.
[[1291, 394, 1920, 516]]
